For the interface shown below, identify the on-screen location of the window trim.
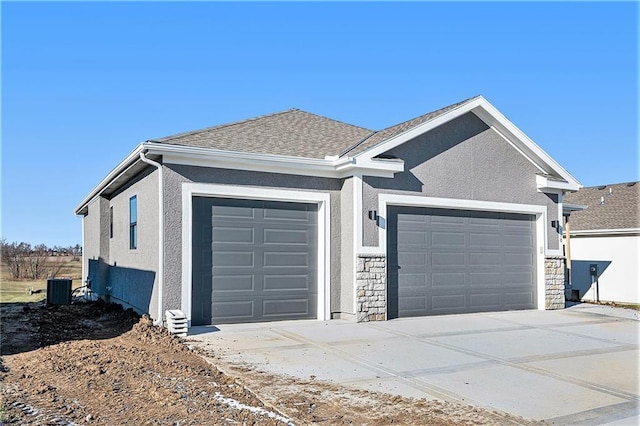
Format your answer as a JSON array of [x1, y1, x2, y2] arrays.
[[129, 195, 137, 250]]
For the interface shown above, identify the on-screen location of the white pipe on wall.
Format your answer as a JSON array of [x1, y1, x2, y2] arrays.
[[139, 152, 165, 326]]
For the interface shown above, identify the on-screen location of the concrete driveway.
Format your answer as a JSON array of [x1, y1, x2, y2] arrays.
[[189, 304, 639, 424]]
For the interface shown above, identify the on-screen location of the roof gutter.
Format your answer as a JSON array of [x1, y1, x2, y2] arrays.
[[144, 141, 404, 179], [75, 141, 406, 215], [139, 151, 165, 327], [74, 144, 145, 215]]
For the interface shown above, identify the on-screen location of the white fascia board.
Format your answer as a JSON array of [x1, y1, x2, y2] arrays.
[[571, 228, 640, 237], [354, 96, 582, 192], [145, 142, 402, 179], [356, 97, 485, 160], [536, 175, 581, 192], [473, 101, 582, 191], [74, 144, 145, 215]]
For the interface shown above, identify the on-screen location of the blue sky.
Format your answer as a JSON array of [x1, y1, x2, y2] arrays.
[[2, 1, 638, 247]]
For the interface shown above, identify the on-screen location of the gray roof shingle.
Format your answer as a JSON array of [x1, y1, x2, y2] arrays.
[[564, 182, 640, 231], [340, 95, 481, 157], [150, 97, 481, 160], [152, 109, 372, 159]]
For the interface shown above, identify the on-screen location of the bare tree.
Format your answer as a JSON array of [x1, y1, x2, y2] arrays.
[[1, 239, 31, 279], [28, 244, 49, 279]]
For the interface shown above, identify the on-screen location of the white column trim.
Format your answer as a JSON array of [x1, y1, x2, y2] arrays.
[[181, 182, 331, 325]]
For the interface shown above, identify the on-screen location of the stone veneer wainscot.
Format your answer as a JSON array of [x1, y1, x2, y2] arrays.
[[545, 256, 566, 310], [356, 255, 386, 322]]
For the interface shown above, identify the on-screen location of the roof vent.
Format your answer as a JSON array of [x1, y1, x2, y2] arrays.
[[597, 185, 607, 190], [600, 196, 605, 205], [609, 187, 613, 195], [627, 182, 637, 187]]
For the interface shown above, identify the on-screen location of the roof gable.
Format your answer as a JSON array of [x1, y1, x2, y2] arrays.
[[564, 182, 640, 231], [340, 96, 479, 157], [349, 96, 581, 191]]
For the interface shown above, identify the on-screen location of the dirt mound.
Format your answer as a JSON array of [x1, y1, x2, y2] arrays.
[[0, 301, 286, 425]]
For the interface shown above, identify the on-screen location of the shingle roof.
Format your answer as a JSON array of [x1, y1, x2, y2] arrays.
[[152, 109, 372, 159], [150, 97, 481, 160], [564, 182, 640, 231], [340, 95, 481, 157]]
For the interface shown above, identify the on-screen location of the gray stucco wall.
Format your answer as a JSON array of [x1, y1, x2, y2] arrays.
[[106, 167, 159, 318], [339, 177, 354, 317], [83, 197, 104, 284], [162, 164, 344, 318], [362, 112, 560, 251]]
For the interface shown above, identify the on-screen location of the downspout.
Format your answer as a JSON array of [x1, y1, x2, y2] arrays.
[[139, 151, 165, 326]]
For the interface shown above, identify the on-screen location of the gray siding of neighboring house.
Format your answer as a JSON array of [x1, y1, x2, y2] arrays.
[[162, 164, 345, 317], [362, 112, 561, 251], [105, 167, 160, 318]]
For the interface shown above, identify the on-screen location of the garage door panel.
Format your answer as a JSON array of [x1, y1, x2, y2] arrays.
[[431, 295, 466, 311], [503, 272, 534, 285], [263, 275, 310, 291], [503, 253, 534, 266], [263, 298, 314, 317], [432, 252, 465, 267], [470, 272, 501, 286], [213, 227, 254, 244], [212, 251, 255, 267], [212, 275, 254, 292], [211, 204, 256, 219], [263, 252, 310, 267], [398, 230, 427, 245], [398, 252, 427, 266], [213, 300, 254, 320], [192, 197, 318, 325], [469, 233, 501, 247], [432, 272, 465, 287], [432, 231, 465, 247], [503, 234, 534, 248], [264, 205, 316, 223], [263, 228, 310, 245], [469, 292, 504, 306], [398, 296, 427, 312], [504, 291, 535, 305], [388, 206, 536, 318], [469, 252, 501, 266]]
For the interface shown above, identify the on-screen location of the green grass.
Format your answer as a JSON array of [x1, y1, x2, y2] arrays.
[[0, 258, 82, 303]]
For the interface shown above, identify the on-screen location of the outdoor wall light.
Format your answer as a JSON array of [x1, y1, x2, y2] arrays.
[[368, 210, 378, 221], [551, 220, 558, 229]]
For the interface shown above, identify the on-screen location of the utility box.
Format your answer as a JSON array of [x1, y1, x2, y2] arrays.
[[47, 278, 72, 305]]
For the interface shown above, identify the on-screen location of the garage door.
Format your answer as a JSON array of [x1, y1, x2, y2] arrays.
[[387, 206, 536, 318], [192, 197, 318, 325]]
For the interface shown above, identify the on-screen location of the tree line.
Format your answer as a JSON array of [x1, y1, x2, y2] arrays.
[[1, 239, 82, 280]]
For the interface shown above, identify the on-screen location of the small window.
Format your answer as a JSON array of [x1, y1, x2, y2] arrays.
[[129, 196, 137, 250], [109, 206, 114, 239]]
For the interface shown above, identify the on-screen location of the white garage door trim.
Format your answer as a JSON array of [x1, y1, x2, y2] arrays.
[[181, 183, 331, 325], [375, 194, 548, 311]]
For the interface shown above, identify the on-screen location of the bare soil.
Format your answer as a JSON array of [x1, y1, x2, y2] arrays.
[[0, 301, 532, 425]]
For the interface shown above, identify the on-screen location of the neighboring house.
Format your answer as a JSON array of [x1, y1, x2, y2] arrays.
[[563, 182, 640, 304], [75, 95, 582, 327]]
